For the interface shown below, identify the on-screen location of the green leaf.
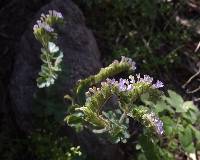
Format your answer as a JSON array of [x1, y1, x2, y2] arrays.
[[65, 113, 84, 132], [139, 135, 160, 160], [65, 113, 83, 125], [155, 100, 174, 113], [182, 101, 198, 112], [137, 153, 147, 160], [141, 94, 155, 106], [178, 126, 195, 153], [168, 140, 178, 151], [54, 51, 63, 68], [183, 143, 195, 153], [161, 116, 176, 135], [158, 147, 175, 160], [183, 110, 198, 124], [141, 93, 149, 102], [189, 125, 200, 141], [165, 90, 185, 112]]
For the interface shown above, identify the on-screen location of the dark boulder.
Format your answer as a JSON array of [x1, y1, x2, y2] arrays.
[[9, 0, 123, 159], [10, 0, 101, 131]]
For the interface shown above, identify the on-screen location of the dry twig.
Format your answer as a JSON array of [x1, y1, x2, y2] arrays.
[[182, 69, 200, 89]]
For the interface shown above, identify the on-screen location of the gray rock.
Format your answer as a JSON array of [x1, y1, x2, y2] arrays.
[[9, 0, 124, 159], [10, 0, 101, 131]]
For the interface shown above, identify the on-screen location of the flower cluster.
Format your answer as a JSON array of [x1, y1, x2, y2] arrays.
[[105, 78, 133, 92], [33, 10, 63, 33], [152, 80, 164, 89], [134, 74, 164, 89], [33, 20, 54, 33], [84, 75, 164, 136], [85, 74, 164, 98], [76, 56, 137, 97], [120, 56, 136, 70], [144, 112, 164, 135], [102, 74, 163, 93], [85, 86, 100, 97], [48, 10, 63, 19], [111, 56, 136, 71]]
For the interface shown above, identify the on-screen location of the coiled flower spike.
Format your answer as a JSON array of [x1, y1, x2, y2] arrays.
[[145, 112, 164, 135], [83, 74, 164, 136], [33, 10, 63, 34], [66, 57, 164, 143]]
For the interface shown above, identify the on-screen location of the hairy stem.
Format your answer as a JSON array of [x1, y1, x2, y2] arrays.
[[119, 112, 127, 124]]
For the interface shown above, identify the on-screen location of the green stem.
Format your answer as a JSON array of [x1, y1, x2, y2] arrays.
[[93, 128, 108, 134], [119, 112, 127, 124], [45, 48, 53, 77]]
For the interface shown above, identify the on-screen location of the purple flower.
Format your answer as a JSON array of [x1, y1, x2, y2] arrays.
[[34, 20, 54, 32], [49, 10, 63, 19], [136, 73, 141, 80], [152, 80, 164, 89], [118, 78, 127, 91], [130, 63, 136, 70], [42, 23, 54, 32], [89, 87, 97, 94], [143, 75, 153, 84], [98, 73, 164, 96], [106, 78, 116, 85], [133, 74, 164, 89], [112, 60, 119, 64], [121, 56, 126, 62], [136, 74, 154, 84], [146, 112, 164, 135], [156, 120, 164, 135], [127, 84, 133, 91], [105, 78, 134, 92], [120, 56, 136, 71], [85, 91, 91, 97], [33, 10, 63, 33], [33, 25, 39, 31]]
